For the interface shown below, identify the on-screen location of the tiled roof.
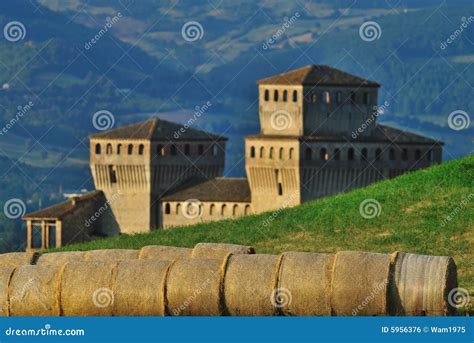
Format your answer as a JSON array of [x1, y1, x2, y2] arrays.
[[257, 64, 380, 87], [162, 177, 251, 202], [22, 190, 104, 220], [89, 118, 227, 141]]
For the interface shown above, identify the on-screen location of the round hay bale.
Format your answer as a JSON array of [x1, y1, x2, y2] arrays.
[[389, 252, 458, 316], [36, 251, 87, 266], [84, 249, 139, 262], [331, 251, 391, 316], [0, 252, 38, 267], [191, 243, 255, 259], [166, 258, 225, 316], [61, 261, 116, 316], [277, 252, 335, 316], [0, 267, 15, 316], [139, 246, 191, 260], [113, 259, 172, 316], [224, 254, 280, 316], [9, 265, 62, 316]]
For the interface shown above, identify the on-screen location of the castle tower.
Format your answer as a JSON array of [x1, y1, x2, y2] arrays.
[[246, 65, 442, 213], [89, 118, 226, 233]]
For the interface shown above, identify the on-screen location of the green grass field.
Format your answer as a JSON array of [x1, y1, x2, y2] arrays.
[[52, 155, 474, 293]]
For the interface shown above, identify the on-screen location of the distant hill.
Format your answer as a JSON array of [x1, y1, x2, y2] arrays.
[[51, 154, 474, 293]]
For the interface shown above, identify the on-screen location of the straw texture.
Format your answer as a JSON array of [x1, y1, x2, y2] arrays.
[[224, 254, 280, 316], [113, 259, 171, 316], [0, 267, 15, 316], [389, 252, 458, 316], [84, 249, 139, 262], [0, 252, 37, 268], [9, 265, 62, 316], [277, 252, 335, 316], [166, 258, 224, 316], [61, 261, 116, 316], [36, 251, 87, 266], [191, 243, 255, 259], [139, 246, 192, 260], [331, 251, 391, 316]]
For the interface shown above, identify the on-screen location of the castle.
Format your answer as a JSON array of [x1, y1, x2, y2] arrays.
[[22, 65, 442, 250]]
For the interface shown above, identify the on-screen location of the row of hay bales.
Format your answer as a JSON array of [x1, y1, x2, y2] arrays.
[[0, 243, 458, 316]]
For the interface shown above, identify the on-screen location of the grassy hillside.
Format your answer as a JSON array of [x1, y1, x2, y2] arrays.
[[52, 155, 474, 292]]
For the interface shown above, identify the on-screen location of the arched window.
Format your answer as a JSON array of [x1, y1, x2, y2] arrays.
[[106, 144, 112, 154], [165, 203, 171, 215], [323, 91, 330, 104], [289, 148, 294, 159], [117, 144, 122, 155], [170, 145, 177, 156], [269, 147, 274, 159], [259, 147, 265, 158], [221, 204, 227, 216], [250, 146, 255, 158], [336, 91, 342, 103], [264, 89, 269, 101], [244, 205, 250, 215], [232, 204, 238, 216], [184, 144, 190, 156], [361, 148, 368, 161], [375, 148, 383, 161], [351, 92, 356, 104], [273, 90, 279, 101], [415, 149, 421, 161], [210, 204, 215, 215], [292, 90, 298, 102], [176, 203, 181, 215], [402, 148, 408, 161], [320, 148, 328, 161], [283, 90, 288, 102], [305, 148, 312, 160], [128, 144, 133, 155], [95, 144, 101, 154], [334, 148, 340, 160], [198, 144, 204, 155], [348, 148, 354, 160], [363, 93, 371, 105], [157, 144, 163, 156], [389, 148, 395, 161], [138, 144, 144, 155], [279, 147, 284, 159], [212, 144, 219, 156]]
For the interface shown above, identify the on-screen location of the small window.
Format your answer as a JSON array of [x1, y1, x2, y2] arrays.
[[198, 144, 204, 155], [269, 147, 274, 159], [334, 148, 340, 160], [323, 91, 330, 104], [165, 203, 171, 215], [361, 148, 368, 161], [117, 144, 122, 155], [375, 148, 383, 161], [157, 144, 163, 156], [95, 144, 101, 154], [279, 148, 284, 159], [260, 147, 265, 158], [415, 149, 421, 161], [170, 145, 177, 156], [273, 90, 279, 101], [108, 165, 117, 183], [244, 205, 250, 215], [402, 148, 408, 161], [232, 204, 238, 216], [336, 91, 342, 103], [176, 203, 181, 215], [283, 90, 288, 102], [106, 144, 112, 154], [289, 148, 294, 159], [210, 204, 215, 215], [389, 148, 395, 161], [212, 144, 219, 156], [128, 144, 133, 155], [138, 144, 144, 155], [364, 92, 371, 105], [305, 148, 312, 160], [184, 144, 190, 156], [320, 148, 328, 161], [250, 146, 255, 158], [292, 90, 298, 102], [278, 183, 283, 196], [221, 204, 227, 216], [348, 148, 354, 160], [264, 89, 269, 101]]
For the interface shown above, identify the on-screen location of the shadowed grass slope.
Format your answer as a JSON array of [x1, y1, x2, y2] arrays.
[[52, 155, 473, 291]]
